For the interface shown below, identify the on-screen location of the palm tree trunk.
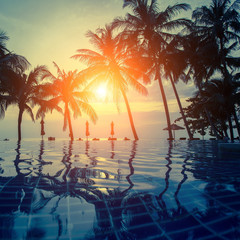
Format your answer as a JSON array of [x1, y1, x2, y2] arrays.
[[121, 88, 139, 141], [169, 75, 193, 140], [196, 82, 221, 139], [66, 106, 74, 141], [228, 116, 234, 142], [203, 107, 221, 139], [18, 108, 23, 142], [233, 108, 240, 138], [221, 120, 229, 139], [156, 69, 173, 139]]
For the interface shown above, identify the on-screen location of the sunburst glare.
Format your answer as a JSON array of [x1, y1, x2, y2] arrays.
[[96, 85, 107, 100]]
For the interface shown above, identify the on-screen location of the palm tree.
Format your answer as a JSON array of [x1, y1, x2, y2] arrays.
[[203, 75, 240, 139], [42, 62, 97, 141], [191, 0, 240, 139], [192, 0, 240, 72], [0, 66, 50, 141], [114, 0, 191, 139], [0, 31, 29, 76], [180, 30, 224, 139], [72, 24, 148, 140], [178, 73, 240, 140], [160, 39, 194, 139], [0, 31, 30, 121]]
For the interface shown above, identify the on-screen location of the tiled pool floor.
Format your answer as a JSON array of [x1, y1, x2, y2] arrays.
[[0, 139, 239, 239]]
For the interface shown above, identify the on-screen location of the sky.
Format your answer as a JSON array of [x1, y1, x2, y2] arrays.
[[0, 0, 209, 140]]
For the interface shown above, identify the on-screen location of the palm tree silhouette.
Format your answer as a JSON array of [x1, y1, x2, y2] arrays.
[[114, 0, 191, 139], [72, 24, 148, 140], [42, 62, 98, 141], [0, 30, 29, 73], [193, 75, 240, 140], [191, 0, 240, 139], [1, 65, 49, 141], [0, 31, 30, 121], [161, 41, 194, 139]]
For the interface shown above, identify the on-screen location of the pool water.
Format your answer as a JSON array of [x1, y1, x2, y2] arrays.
[[0, 139, 239, 239]]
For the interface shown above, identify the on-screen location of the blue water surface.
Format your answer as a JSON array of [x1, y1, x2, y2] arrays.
[[0, 139, 239, 240]]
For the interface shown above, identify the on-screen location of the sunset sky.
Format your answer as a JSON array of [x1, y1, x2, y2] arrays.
[[0, 0, 208, 140]]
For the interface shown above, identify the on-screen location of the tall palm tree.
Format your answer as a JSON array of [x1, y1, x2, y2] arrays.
[[0, 66, 50, 141], [42, 62, 97, 141], [72, 24, 149, 140], [191, 0, 240, 139], [180, 29, 224, 139], [0, 31, 29, 76], [114, 0, 191, 139], [0, 31, 30, 121], [160, 39, 194, 139]]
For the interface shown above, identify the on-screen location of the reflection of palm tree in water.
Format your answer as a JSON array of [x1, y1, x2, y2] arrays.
[[39, 140, 137, 233], [14, 141, 22, 176], [157, 140, 173, 217], [38, 140, 52, 173], [158, 142, 190, 214], [2, 142, 33, 213], [83, 140, 138, 237], [123, 140, 137, 193], [1, 140, 139, 239], [120, 142, 193, 239], [156, 142, 197, 237], [61, 140, 73, 185], [0, 142, 49, 238], [174, 155, 190, 210], [85, 140, 97, 166]]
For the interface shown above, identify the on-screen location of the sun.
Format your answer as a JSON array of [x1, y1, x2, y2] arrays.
[[96, 85, 107, 100]]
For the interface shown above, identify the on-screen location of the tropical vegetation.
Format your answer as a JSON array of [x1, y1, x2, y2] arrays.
[[178, 0, 240, 140], [40, 62, 98, 141], [0, 0, 240, 141], [72, 24, 149, 140], [113, 0, 192, 139]]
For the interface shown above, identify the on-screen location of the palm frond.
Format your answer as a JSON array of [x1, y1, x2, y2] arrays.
[[0, 53, 30, 73], [69, 97, 82, 119], [0, 30, 9, 47], [123, 0, 137, 9], [71, 49, 106, 66], [27, 65, 50, 86], [77, 101, 98, 124], [72, 91, 95, 102], [85, 30, 104, 52], [124, 70, 148, 96], [24, 104, 35, 122], [36, 98, 63, 119], [160, 19, 193, 32], [53, 62, 64, 79], [77, 65, 109, 83], [70, 71, 88, 90]]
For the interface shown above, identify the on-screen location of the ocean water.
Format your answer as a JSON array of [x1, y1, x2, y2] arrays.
[[0, 139, 239, 240]]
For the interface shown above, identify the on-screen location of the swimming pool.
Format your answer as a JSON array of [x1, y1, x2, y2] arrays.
[[0, 139, 239, 239]]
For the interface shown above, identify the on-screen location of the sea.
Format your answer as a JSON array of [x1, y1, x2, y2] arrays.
[[0, 138, 239, 239]]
